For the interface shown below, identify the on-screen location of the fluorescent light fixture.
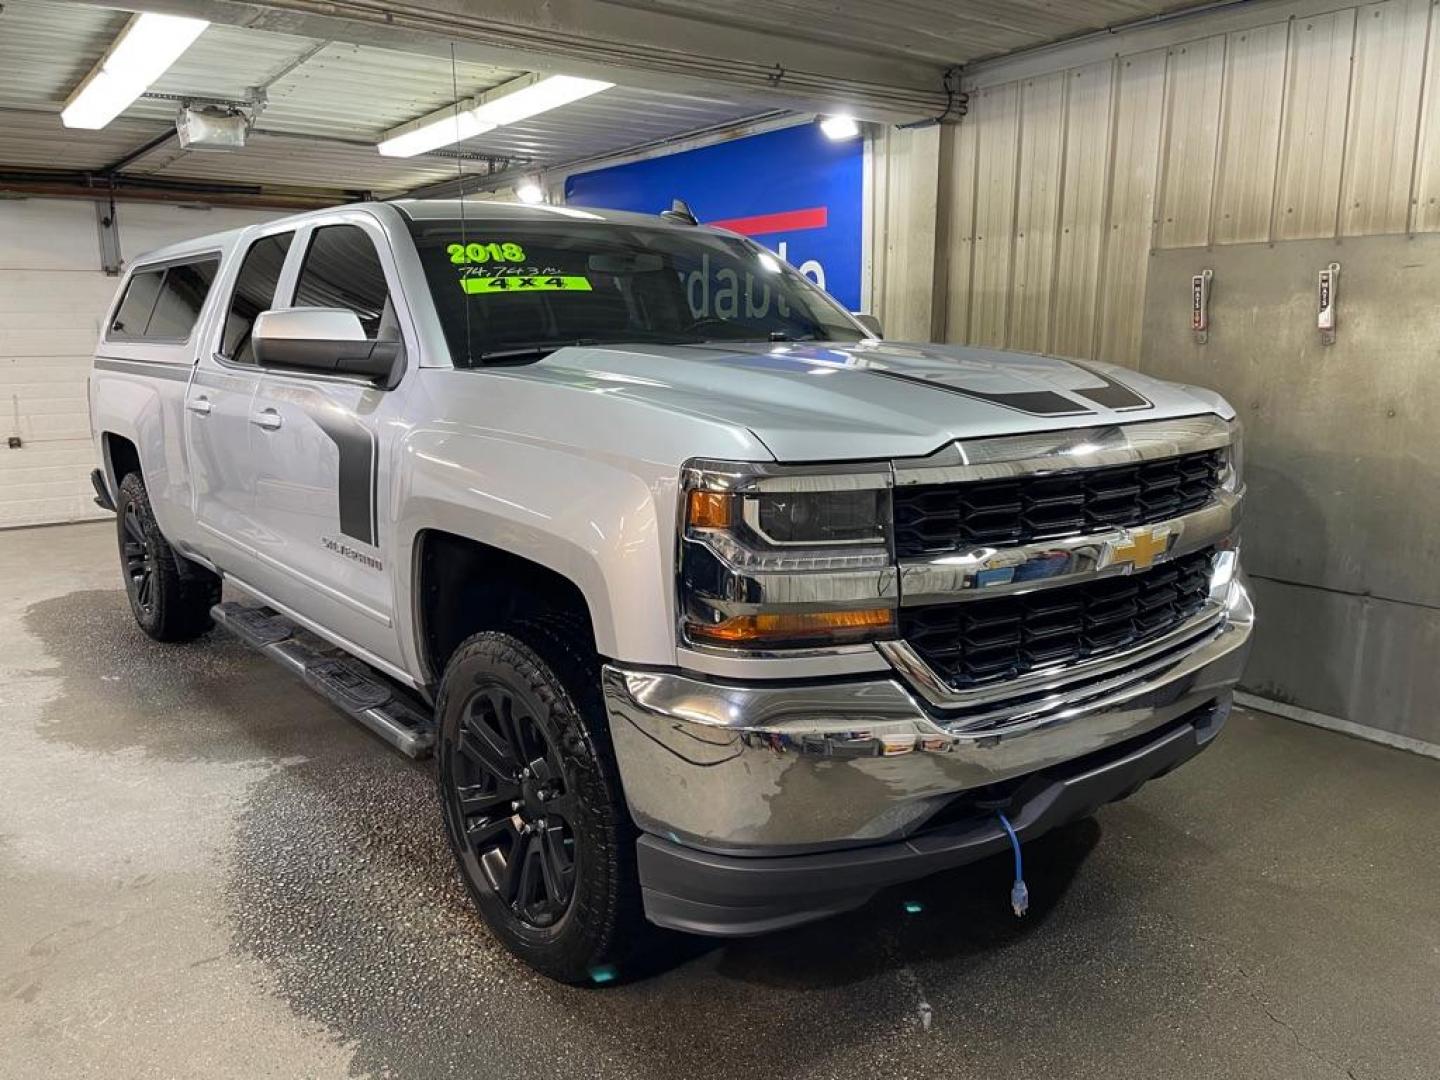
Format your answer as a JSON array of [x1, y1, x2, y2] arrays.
[[61, 13, 209, 130], [376, 73, 614, 158], [471, 75, 613, 126], [819, 114, 861, 141], [378, 111, 495, 158], [515, 179, 545, 205]]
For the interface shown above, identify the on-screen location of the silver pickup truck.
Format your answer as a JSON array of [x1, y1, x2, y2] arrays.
[[88, 199, 1252, 982]]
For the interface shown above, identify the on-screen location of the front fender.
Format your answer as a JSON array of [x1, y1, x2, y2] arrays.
[[394, 428, 681, 674]]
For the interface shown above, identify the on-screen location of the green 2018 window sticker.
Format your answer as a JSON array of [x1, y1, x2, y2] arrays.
[[460, 275, 593, 295], [447, 241, 527, 265]]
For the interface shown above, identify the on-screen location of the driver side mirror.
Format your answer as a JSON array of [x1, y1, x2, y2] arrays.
[[852, 312, 883, 339], [252, 308, 400, 380]]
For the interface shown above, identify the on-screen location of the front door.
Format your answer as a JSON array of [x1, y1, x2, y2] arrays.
[[246, 219, 410, 671]]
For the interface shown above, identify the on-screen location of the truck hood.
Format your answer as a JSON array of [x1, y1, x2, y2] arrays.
[[502, 339, 1233, 462]]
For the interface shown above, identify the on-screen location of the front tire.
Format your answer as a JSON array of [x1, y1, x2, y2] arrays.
[[436, 628, 643, 983], [115, 472, 219, 642]]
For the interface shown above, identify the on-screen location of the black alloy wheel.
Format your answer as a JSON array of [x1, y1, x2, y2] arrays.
[[121, 498, 157, 617], [449, 682, 578, 927], [435, 628, 644, 983], [113, 471, 220, 643]]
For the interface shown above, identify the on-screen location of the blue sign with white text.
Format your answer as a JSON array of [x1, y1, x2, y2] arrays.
[[563, 123, 863, 309]]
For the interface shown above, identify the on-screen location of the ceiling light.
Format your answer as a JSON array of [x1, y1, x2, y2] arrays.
[[819, 114, 861, 141], [471, 75, 613, 127], [376, 73, 614, 158], [378, 111, 495, 158], [61, 13, 209, 130], [515, 180, 545, 205]]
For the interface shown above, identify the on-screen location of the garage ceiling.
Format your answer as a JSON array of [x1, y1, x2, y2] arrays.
[[0, 0, 773, 202], [0, 0, 1222, 206], [599, 0, 1218, 66]]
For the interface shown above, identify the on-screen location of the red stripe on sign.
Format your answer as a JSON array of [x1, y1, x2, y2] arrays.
[[706, 206, 828, 236]]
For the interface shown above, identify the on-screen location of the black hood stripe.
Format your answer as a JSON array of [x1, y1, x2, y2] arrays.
[[869, 356, 1155, 417], [1065, 360, 1153, 411], [867, 368, 1095, 417]]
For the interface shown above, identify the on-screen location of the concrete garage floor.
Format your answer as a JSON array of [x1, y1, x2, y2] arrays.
[[2, 523, 1438, 1080]]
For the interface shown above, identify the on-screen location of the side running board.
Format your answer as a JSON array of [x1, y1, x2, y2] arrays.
[[211, 601, 436, 759]]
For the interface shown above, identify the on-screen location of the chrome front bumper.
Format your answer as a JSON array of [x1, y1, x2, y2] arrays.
[[605, 572, 1253, 854]]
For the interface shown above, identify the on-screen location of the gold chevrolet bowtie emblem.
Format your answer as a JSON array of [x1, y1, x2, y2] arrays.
[[1109, 526, 1172, 571]]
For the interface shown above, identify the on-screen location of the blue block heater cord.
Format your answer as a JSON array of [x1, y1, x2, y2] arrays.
[[996, 812, 1030, 917]]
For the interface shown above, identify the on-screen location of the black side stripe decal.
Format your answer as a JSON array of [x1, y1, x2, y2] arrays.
[[370, 430, 379, 548], [310, 410, 379, 547], [869, 369, 1095, 417]]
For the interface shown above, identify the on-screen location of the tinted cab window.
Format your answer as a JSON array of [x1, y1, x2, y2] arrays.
[[146, 260, 220, 338], [109, 258, 219, 340], [110, 269, 164, 338], [222, 232, 293, 364]]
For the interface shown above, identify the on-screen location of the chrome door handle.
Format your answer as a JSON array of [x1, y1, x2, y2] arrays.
[[250, 409, 282, 431], [186, 397, 212, 416]]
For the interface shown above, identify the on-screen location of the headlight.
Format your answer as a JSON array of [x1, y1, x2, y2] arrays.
[[748, 490, 887, 545], [679, 459, 897, 649]]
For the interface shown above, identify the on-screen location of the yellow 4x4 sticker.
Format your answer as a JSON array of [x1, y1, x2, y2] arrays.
[[460, 275, 593, 295]]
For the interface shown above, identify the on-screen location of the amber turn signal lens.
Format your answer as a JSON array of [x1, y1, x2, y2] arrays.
[[687, 607, 894, 646], [687, 489, 734, 529]]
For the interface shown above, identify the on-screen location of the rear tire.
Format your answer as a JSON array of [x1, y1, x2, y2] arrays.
[[115, 472, 219, 642], [435, 626, 644, 984]]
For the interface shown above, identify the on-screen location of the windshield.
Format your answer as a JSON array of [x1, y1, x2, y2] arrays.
[[405, 216, 866, 364]]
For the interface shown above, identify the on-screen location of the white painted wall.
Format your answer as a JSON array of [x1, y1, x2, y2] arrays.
[[0, 198, 282, 529]]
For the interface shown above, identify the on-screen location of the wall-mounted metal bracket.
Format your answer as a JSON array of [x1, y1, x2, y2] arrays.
[[93, 195, 122, 276], [1318, 262, 1340, 346], [1191, 268, 1213, 344]]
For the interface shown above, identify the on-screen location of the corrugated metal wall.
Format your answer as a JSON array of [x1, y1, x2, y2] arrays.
[[868, 123, 946, 341], [905, 0, 1440, 360], [866, 0, 1440, 750]]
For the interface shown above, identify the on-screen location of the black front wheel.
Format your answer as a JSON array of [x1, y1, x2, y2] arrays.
[[114, 472, 220, 642], [436, 628, 643, 983]]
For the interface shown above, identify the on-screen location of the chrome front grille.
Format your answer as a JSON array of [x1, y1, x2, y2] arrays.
[[898, 548, 1216, 691], [892, 449, 1225, 558]]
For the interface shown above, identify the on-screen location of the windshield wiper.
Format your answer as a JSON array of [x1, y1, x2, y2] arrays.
[[476, 339, 601, 364], [477, 335, 728, 363], [685, 334, 824, 347], [474, 332, 823, 364]]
